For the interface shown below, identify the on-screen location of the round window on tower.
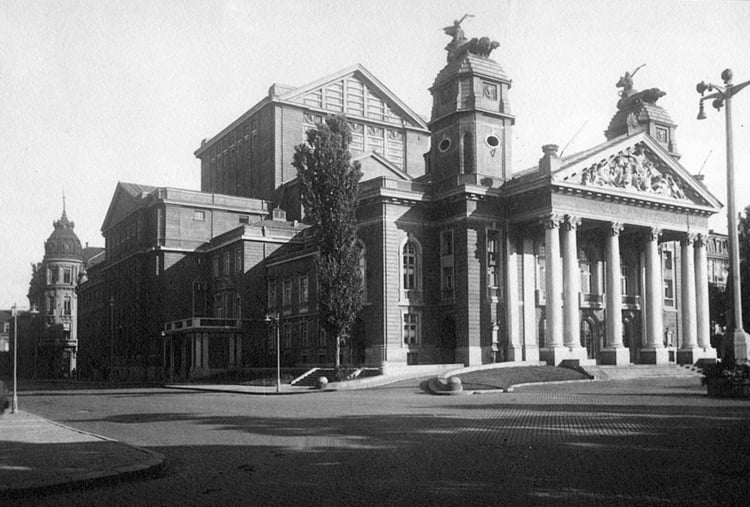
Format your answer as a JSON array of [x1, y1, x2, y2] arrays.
[[438, 138, 451, 153], [485, 135, 500, 148]]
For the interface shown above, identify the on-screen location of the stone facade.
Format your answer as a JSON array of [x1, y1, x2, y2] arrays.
[[78, 29, 729, 380]]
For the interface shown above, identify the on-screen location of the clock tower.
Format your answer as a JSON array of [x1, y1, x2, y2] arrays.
[[428, 28, 514, 184]]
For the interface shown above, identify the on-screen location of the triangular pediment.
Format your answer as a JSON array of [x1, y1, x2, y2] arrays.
[[278, 65, 428, 131], [101, 182, 155, 232], [355, 152, 412, 182], [551, 133, 721, 210]]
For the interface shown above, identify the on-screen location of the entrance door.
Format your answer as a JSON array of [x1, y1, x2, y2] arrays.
[[580, 318, 600, 360], [351, 319, 366, 366], [439, 316, 457, 363]]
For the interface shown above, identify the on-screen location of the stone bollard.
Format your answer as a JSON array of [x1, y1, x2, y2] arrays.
[[317, 376, 329, 390], [447, 376, 463, 392]]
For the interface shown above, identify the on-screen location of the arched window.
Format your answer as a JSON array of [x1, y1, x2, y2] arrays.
[[403, 242, 417, 290]]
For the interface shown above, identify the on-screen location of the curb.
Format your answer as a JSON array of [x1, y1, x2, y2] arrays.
[[164, 384, 316, 395], [0, 415, 168, 499], [425, 376, 598, 395]]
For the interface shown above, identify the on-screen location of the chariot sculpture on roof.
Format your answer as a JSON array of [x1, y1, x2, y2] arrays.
[[616, 64, 667, 110], [443, 15, 500, 62]]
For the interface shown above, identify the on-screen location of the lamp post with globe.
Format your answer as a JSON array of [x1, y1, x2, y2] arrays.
[[696, 68, 750, 363]]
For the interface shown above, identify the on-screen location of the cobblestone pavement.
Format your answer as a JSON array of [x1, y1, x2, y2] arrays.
[[10, 377, 750, 506]]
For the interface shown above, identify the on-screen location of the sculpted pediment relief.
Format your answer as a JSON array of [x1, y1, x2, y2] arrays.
[[555, 141, 689, 201]]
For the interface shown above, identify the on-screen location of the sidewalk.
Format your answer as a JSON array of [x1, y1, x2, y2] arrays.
[[0, 410, 166, 498]]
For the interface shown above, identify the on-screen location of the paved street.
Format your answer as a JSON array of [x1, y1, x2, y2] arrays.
[[9, 377, 750, 506]]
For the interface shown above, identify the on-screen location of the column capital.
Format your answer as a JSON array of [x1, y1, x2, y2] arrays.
[[646, 227, 662, 242], [608, 222, 624, 237], [681, 232, 697, 246], [563, 215, 581, 231], [540, 213, 564, 230], [694, 232, 709, 247]]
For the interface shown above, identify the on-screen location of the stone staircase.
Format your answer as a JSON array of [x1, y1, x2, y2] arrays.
[[580, 364, 703, 381]]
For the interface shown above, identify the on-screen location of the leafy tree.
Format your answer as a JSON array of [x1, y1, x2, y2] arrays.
[[293, 115, 364, 377]]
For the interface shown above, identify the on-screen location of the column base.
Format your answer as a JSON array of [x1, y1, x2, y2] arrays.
[[456, 346, 483, 366], [677, 347, 716, 365], [639, 347, 670, 365], [540, 346, 588, 366], [524, 345, 540, 362], [506, 346, 525, 362], [599, 347, 630, 366], [733, 329, 750, 364]]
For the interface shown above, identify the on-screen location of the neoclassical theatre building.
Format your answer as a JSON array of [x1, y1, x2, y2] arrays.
[[79, 25, 725, 379]]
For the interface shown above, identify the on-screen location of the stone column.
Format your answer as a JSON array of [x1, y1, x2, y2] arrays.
[[562, 215, 587, 362], [601, 222, 629, 365], [522, 237, 539, 361], [678, 234, 700, 364], [505, 233, 523, 361], [694, 234, 717, 360], [540, 214, 565, 364], [641, 228, 668, 364]]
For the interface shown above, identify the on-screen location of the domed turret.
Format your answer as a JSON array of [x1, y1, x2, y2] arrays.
[[44, 206, 83, 260]]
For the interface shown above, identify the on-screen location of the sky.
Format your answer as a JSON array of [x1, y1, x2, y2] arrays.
[[2, 0, 750, 309]]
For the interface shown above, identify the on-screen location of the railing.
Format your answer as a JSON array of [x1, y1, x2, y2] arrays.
[[165, 317, 241, 332]]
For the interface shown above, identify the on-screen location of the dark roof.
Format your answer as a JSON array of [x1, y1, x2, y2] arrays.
[[432, 53, 510, 88], [82, 246, 105, 264], [44, 208, 83, 259], [606, 101, 674, 139]]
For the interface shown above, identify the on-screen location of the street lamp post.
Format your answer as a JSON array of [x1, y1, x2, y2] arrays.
[[109, 296, 115, 381], [11, 304, 18, 414], [10, 304, 38, 414], [697, 68, 750, 364], [265, 312, 281, 393]]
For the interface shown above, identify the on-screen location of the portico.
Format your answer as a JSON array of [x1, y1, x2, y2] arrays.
[[504, 131, 721, 366]]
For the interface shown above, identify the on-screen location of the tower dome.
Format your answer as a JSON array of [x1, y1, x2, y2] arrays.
[[44, 206, 83, 260]]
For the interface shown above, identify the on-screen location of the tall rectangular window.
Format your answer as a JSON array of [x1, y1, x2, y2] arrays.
[[283, 279, 292, 307], [441, 230, 453, 256], [298, 275, 309, 304], [402, 242, 417, 290], [580, 262, 592, 294], [235, 249, 242, 274], [63, 268, 72, 284], [47, 294, 55, 315], [213, 257, 220, 278], [284, 322, 292, 348], [63, 296, 72, 316], [300, 320, 309, 348], [662, 248, 675, 307], [319, 327, 327, 347], [403, 313, 419, 345], [267, 281, 277, 310], [223, 252, 230, 277]]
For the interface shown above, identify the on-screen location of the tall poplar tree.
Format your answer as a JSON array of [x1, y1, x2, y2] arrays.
[[293, 115, 364, 376]]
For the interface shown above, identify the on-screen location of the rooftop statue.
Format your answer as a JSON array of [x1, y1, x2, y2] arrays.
[[616, 64, 666, 110], [443, 15, 500, 62]]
